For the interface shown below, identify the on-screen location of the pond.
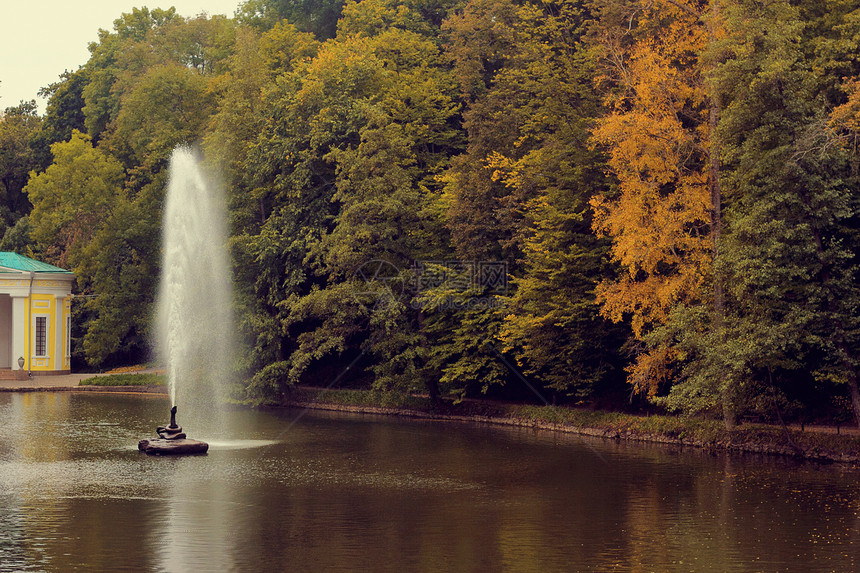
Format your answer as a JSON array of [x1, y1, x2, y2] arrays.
[[0, 392, 858, 572]]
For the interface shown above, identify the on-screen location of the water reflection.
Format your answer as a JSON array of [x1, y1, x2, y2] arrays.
[[0, 393, 859, 571]]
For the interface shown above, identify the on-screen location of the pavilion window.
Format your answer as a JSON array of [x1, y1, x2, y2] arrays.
[[35, 316, 47, 357]]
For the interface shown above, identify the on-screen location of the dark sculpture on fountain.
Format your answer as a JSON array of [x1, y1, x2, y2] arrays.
[[157, 406, 187, 439], [138, 406, 209, 455]]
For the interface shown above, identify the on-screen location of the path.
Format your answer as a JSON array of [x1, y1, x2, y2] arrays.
[[0, 369, 166, 393]]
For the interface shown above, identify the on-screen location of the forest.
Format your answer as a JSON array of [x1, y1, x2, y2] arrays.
[[0, 0, 858, 429]]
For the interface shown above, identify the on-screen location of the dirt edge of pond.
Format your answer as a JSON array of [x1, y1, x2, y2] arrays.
[[0, 385, 167, 394], [278, 388, 860, 465], [4, 383, 857, 464]]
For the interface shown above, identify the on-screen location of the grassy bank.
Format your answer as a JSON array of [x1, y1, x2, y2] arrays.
[[283, 387, 860, 464], [79, 373, 166, 387]]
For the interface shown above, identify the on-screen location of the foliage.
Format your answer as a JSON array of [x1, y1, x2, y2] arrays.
[[31, 70, 88, 166], [0, 216, 34, 253], [0, 101, 42, 226], [1, 0, 855, 426], [74, 191, 160, 365], [589, 0, 717, 405], [489, 0, 626, 398], [703, 0, 860, 423], [237, 0, 344, 39], [24, 131, 124, 268]]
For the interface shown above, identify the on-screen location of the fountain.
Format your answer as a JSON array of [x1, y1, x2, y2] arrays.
[[138, 146, 234, 455], [139, 405, 208, 454]]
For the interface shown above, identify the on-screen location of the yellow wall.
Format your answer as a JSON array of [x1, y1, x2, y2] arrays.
[[63, 297, 71, 371], [27, 293, 69, 372]]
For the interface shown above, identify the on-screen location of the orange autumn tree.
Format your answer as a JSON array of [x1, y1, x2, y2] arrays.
[[590, 0, 718, 397], [830, 77, 860, 159]]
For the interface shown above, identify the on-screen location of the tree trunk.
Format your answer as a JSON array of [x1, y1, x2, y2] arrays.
[[722, 399, 736, 430], [426, 377, 440, 411], [709, 95, 734, 429], [710, 103, 723, 326], [846, 370, 860, 427]]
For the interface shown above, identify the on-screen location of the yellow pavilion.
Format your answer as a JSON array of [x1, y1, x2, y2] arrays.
[[0, 252, 74, 378]]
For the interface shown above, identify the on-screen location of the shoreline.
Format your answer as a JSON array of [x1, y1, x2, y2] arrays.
[[279, 388, 860, 465], [0, 384, 168, 394], [3, 382, 858, 464]]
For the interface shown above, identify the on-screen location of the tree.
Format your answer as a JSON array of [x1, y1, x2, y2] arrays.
[[22, 130, 160, 367], [492, 0, 627, 399], [110, 64, 216, 183], [0, 101, 42, 225], [0, 217, 34, 253], [590, 0, 713, 348], [236, 0, 345, 40], [441, 0, 521, 264], [652, 0, 860, 426], [204, 22, 319, 229], [235, 2, 463, 401], [31, 70, 88, 169], [81, 8, 182, 142], [236, 35, 388, 396], [23, 131, 123, 269], [586, 0, 758, 424], [155, 14, 237, 76], [74, 193, 160, 366], [426, 0, 528, 401], [433, 0, 626, 400]]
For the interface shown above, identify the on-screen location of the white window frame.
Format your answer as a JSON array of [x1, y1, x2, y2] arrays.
[[66, 315, 71, 359], [33, 315, 49, 358]]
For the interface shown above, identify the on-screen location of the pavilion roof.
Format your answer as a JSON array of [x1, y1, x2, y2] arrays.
[[0, 252, 73, 274]]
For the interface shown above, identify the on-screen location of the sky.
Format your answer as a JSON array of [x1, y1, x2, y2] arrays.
[[0, 1, 243, 114]]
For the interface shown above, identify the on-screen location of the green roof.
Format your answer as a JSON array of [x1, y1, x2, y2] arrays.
[[0, 252, 72, 274]]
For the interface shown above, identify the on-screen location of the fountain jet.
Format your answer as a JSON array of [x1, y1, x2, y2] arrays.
[[139, 146, 234, 455]]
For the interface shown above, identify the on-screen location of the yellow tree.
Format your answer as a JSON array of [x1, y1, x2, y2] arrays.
[[830, 78, 860, 164], [590, 0, 720, 399]]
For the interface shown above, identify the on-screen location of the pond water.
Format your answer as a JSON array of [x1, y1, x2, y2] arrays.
[[0, 392, 858, 572]]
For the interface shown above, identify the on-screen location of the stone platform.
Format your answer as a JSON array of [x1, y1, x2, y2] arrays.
[[138, 438, 209, 455]]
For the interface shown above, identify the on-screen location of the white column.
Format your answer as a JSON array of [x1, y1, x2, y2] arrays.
[[55, 295, 66, 371], [0, 296, 11, 368], [10, 295, 28, 371]]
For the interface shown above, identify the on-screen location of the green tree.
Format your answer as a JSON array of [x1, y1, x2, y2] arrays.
[[428, 0, 528, 400], [204, 22, 319, 231], [110, 64, 216, 184], [235, 3, 463, 401], [237, 0, 345, 40], [30, 70, 88, 169], [0, 216, 34, 253], [74, 193, 160, 366], [434, 0, 626, 401], [656, 0, 860, 425], [155, 14, 237, 76], [23, 131, 123, 268], [236, 36, 385, 396], [0, 101, 42, 225], [81, 7, 182, 142], [491, 0, 625, 399]]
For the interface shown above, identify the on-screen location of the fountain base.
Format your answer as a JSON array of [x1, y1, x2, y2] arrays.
[[139, 405, 208, 455], [138, 438, 209, 455]]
